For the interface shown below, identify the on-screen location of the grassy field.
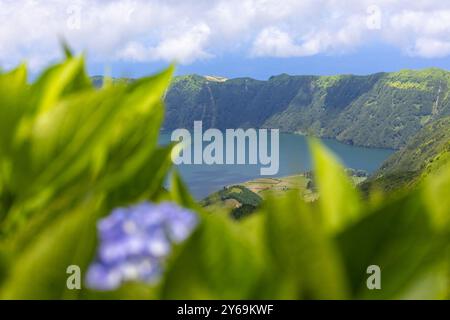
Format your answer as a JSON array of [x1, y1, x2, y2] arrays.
[[202, 171, 369, 217], [242, 175, 316, 201]]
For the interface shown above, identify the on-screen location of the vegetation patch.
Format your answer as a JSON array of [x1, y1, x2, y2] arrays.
[[385, 81, 429, 91], [316, 75, 346, 89]]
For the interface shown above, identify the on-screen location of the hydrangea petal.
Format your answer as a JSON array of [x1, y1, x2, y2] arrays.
[[86, 201, 198, 291]]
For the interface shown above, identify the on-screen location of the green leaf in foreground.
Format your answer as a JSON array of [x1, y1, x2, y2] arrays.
[[0, 56, 176, 299], [1, 62, 173, 234], [160, 214, 265, 299], [0, 198, 100, 299], [337, 191, 447, 299], [422, 164, 450, 230], [309, 139, 362, 234], [170, 169, 199, 211], [263, 192, 349, 299]]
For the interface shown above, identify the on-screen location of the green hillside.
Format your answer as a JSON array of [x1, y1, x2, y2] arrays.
[[163, 68, 450, 149], [92, 69, 450, 193], [362, 116, 450, 192], [201, 170, 369, 218], [200, 185, 263, 220]]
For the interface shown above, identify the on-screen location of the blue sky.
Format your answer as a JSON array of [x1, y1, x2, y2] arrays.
[[3, 1, 450, 79], [88, 45, 450, 80]]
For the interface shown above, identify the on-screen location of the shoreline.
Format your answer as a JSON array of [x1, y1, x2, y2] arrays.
[[160, 128, 400, 152]]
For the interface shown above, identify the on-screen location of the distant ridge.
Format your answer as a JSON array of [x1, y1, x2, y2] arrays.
[[203, 75, 228, 82], [92, 67, 450, 150]]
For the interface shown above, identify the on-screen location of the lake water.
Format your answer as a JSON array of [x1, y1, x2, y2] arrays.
[[159, 132, 394, 199]]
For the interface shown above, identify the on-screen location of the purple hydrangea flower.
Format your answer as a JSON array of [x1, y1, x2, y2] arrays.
[[86, 202, 198, 291]]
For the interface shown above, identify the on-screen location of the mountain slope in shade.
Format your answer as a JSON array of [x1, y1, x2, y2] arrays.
[[362, 116, 450, 192]]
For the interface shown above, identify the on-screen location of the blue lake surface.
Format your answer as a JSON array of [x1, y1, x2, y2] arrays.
[[160, 132, 394, 199]]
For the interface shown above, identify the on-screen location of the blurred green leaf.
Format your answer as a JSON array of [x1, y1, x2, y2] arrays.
[[160, 213, 265, 299], [309, 139, 362, 234], [422, 164, 450, 230], [398, 262, 449, 299], [170, 169, 199, 211], [60, 39, 74, 58], [336, 191, 447, 299], [82, 282, 160, 300], [0, 198, 100, 299], [263, 192, 349, 299], [104, 145, 174, 210], [0, 250, 8, 286], [29, 56, 91, 114], [1, 65, 173, 233], [0, 64, 28, 156]]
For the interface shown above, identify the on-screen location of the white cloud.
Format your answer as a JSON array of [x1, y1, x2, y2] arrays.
[[409, 38, 450, 58], [2, 0, 450, 70], [151, 23, 212, 63], [251, 27, 311, 57], [117, 24, 212, 64], [251, 15, 367, 57], [386, 9, 450, 58]]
